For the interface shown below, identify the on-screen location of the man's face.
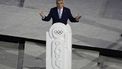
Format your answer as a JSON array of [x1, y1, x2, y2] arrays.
[[56, 0, 64, 9]]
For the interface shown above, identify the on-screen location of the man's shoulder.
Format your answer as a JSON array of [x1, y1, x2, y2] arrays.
[[64, 7, 70, 10], [51, 7, 57, 10], [51, 7, 70, 10], [63, 7, 71, 11]]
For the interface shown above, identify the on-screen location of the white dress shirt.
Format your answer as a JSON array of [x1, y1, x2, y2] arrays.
[[58, 8, 63, 19]]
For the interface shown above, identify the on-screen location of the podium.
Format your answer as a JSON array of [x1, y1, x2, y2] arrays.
[[46, 23, 72, 69]]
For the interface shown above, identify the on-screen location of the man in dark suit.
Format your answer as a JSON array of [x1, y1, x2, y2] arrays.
[[40, 0, 81, 25]]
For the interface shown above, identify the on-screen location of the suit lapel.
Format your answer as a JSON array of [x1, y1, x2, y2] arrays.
[[55, 7, 60, 19], [61, 7, 65, 19]]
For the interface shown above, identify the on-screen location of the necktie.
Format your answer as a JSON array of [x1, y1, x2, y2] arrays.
[[59, 9, 62, 19]]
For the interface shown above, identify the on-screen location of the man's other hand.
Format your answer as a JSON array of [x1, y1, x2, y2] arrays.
[[39, 11, 45, 19], [75, 16, 81, 21]]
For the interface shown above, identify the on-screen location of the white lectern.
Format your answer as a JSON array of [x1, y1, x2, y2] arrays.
[[46, 23, 72, 69]]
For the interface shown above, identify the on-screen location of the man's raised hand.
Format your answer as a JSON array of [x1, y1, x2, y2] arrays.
[[75, 15, 81, 21], [39, 11, 45, 19], [75, 13, 81, 21]]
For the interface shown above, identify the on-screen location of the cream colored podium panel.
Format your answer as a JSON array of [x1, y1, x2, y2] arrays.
[[46, 23, 72, 69]]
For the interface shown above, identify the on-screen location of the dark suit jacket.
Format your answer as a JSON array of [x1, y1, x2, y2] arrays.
[[42, 7, 78, 25]]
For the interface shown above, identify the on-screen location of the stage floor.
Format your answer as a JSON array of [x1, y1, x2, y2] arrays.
[[0, 41, 122, 69]]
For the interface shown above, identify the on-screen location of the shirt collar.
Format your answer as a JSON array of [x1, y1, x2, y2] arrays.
[[57, 7, 63, 11]]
